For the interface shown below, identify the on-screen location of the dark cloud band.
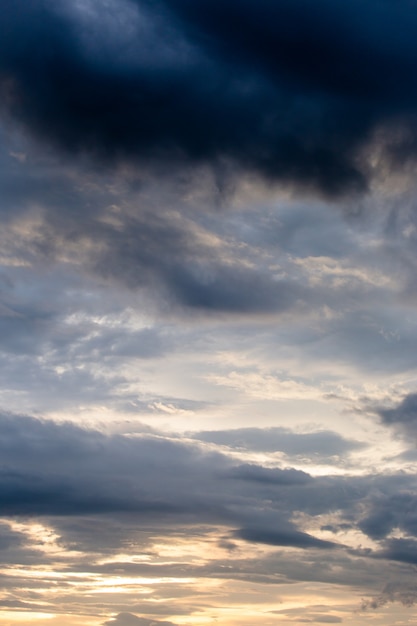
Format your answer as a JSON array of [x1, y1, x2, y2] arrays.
[[2, 0, 417, 195]]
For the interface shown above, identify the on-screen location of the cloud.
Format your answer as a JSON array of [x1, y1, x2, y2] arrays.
[[2, 4, 417, 623], [361, 582, 417, 610], [357, 482, 417, 542], [0, 411, 374, 552], [307, 617, 342, 624], [225, 463, 312, 485], [0, 135, 316, 315], [103, 613, 177, 626], [376, 538, 417, 566], [235, 526, 338, 550], [0, 119, 412, 324], [271, 609, 343, 624], [0, 521, 25, 552], [193, 427, 365, 461], [0, 414, 332, 555], [376, 392, 417, 438], [2, 0, 417, 196], [2, 411, 417, 559]]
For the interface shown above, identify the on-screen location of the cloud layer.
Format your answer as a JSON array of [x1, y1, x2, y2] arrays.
[[3, 0, 417, 196], [2, 2, 417, 625]]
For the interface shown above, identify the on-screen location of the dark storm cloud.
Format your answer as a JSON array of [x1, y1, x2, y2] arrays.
[[3, 0, 417, 196]]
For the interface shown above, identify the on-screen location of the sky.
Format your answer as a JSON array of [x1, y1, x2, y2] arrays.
[[2, 1, 417, 625]]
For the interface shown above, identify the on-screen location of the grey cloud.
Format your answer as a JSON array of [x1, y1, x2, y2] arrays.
[[248, 201, 361, 259], [235, 527, 338, 550], [224, 464, 312, 485], [377, 538, 417, 566], [0, 522, 54, 567], [0, 136, 313, 315], [270, 307, 417, 376], [272, 609, 343, 624], [0, 413, 229, 519], [193, 427, 365, 460], [46, 207, 309, 315], [0, 412, 378, 553], [103, 613, 177, 626], [57, 546, 373, 604], [0, 259, 181, 412], [0, 414, 344, 559], [51, 517, 157, 557], [376, 393, 417, 438], [358, 488, 417, 541], [19, 520, 417, 601], [103, 327, 169, 359], [1, 411, 415, 563], [0, 119, 410, 323], [0, 521, 25, 552], [320, 523, 353, 533], [362, 582, 417, 610], [306, 617, 342, 624]]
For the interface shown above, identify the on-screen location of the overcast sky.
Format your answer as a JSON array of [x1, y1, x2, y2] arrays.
[[2, 1, 417, 625]]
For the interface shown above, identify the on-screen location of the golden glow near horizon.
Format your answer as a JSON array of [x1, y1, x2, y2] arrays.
[[0, 515, 410, 626]]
